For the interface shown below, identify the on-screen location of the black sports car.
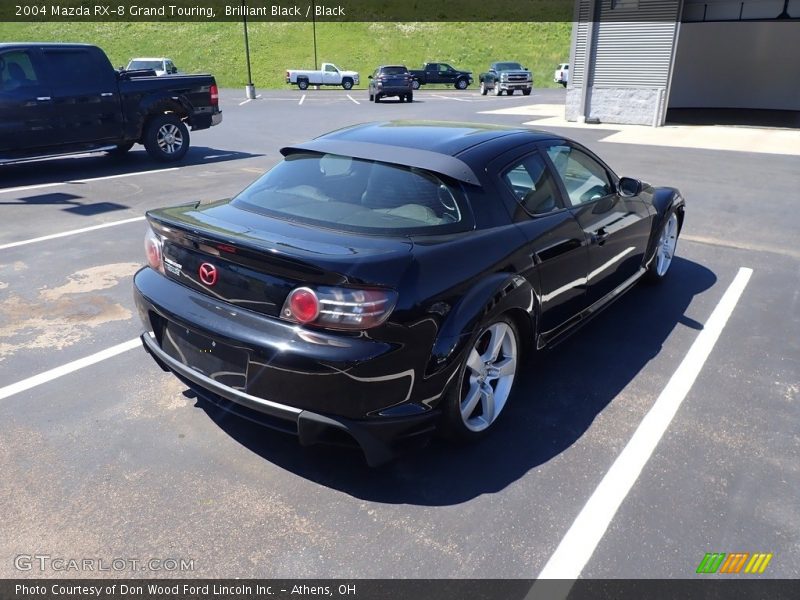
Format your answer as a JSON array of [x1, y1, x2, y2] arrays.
[[134, 121, 685, 465]]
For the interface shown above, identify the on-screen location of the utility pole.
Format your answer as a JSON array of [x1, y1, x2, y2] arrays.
[[243, 0, 256, 99]]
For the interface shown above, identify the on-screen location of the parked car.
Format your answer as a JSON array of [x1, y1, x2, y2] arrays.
[[479, 61, 533, 96], [285, 63, 359, 90], [134, 121, 686, 466], [554, 62, 569, 87], [126, 57, 180, 76], [368, 65, 413, 102], [0, 43, 221, 163], [409, 62, 473, 90]]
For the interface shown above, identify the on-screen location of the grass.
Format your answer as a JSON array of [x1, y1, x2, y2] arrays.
[[0, 21, 572, 88]]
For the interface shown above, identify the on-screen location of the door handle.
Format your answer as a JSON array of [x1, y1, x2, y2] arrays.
[[100, 92, 114, 97], [591, 228, 609, 245]]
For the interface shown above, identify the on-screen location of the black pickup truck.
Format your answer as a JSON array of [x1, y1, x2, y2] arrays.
[[479, 61, 533, 96], [408, 63, 473, 90], [0, 43, 222, 163]]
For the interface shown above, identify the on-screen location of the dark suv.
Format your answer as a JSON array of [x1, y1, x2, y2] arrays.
[[368, 65, 413, 103]]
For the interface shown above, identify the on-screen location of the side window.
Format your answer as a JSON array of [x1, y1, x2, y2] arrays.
[[0, 50, 41, 91], [546, 145, 613, 207], [438, 64, 448, 73], [325, 64, 336, 73], [501, 152, 562, 216], [43, 49, 111, 92]]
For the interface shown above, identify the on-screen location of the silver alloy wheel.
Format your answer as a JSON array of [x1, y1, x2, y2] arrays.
[[157, 123, 183, 155], [460, 322, 518, 432], [656, 212, 679, 276]]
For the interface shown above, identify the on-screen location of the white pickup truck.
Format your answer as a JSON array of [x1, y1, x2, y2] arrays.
[[285, 63, 360, 90]]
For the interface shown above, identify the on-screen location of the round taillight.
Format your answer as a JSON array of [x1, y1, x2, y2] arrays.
[[287, 287, 319, 323]]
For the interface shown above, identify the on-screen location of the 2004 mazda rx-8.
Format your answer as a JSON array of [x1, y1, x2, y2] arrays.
[[134, 121, 685, 465]]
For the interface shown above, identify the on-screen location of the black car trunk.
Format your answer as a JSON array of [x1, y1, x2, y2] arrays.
[[147, 202, 413, 318]]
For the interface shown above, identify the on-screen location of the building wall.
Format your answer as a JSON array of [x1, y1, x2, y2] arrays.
[[669, 21, 800, 111], [567, 0, 681, 125]]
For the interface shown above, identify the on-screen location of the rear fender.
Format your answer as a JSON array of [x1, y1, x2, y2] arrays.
[[135, 93, 192, 138], [429, 273, 535, 376]]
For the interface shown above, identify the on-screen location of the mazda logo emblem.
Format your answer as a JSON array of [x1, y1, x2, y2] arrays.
[[198, 262, 218, 286]]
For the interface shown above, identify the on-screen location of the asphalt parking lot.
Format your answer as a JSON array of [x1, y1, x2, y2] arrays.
[[1, 87, 798, 580]]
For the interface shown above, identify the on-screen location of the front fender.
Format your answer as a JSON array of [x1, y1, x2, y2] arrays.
[[646, 186, 686, 260], [429, 273, 535, 375]]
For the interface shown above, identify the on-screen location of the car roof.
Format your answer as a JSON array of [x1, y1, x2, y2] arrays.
[[129, 57, 169, 61], [280, 121, 560, 186], [377, 65, 408, 69], [316, 121, 555, 157]]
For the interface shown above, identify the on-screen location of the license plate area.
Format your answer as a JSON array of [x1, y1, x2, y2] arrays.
[[162, 323, 247, 390]]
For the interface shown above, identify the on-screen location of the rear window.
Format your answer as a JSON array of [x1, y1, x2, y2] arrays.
[[380, 67, 409, 75], [232, 153, 472, 235]]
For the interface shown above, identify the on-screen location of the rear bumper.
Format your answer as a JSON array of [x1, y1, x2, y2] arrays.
[[190, 109, 222, 130], [140, 331, 438, 466], [133, 267, 443, 465], [375, 85, 413, 96]]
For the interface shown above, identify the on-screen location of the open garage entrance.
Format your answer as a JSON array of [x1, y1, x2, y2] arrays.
[[667, 2, 800, 128]]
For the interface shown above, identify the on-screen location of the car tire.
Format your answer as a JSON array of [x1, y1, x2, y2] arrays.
[[441, 315, 520, 441], [341, 78, 353, 90], [480, 82, 487, 95], [411, 80, 420, 90], [493, 84, 503, 96], [374, 93, 381, 103], [645, 210, 680, 283], [297, 79, 309, 90], [562, 82, 567, 88], [522, 88, 532, 96], [507, 89, 515, 96], [455, 78, 468, 90], [368, 91, 374, 101], [407, 92, 413, 103], [106, 142, 134, 157], [143, 114, 189, 162]]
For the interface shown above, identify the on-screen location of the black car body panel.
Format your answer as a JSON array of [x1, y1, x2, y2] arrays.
[[134, 121, 685, 465], [0, 43, 221, 162]]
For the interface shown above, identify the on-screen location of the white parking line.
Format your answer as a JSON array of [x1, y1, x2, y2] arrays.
[[346, 94, 360, 105], [431, 94, 471, 102], [0, 216, 145, 251], [0, 168, 179, 195], [531, 267, 753, 590], [238, 98, 252, 106], [299, 94, 306, 105], [0, 338, 141, 401]]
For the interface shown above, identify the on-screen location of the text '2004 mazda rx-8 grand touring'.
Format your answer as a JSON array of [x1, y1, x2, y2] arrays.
[[133, 121, 685, 465]]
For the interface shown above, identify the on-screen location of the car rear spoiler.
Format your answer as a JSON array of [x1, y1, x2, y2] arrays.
[[280, 139, 481, 186]]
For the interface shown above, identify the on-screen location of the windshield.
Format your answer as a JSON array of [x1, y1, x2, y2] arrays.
[[128, 60, 162, 71], [233, 153, 470, 235], [495, 62, 524, 71]]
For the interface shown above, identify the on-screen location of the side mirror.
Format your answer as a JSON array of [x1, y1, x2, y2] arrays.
[[618, 177, 642, 197]]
